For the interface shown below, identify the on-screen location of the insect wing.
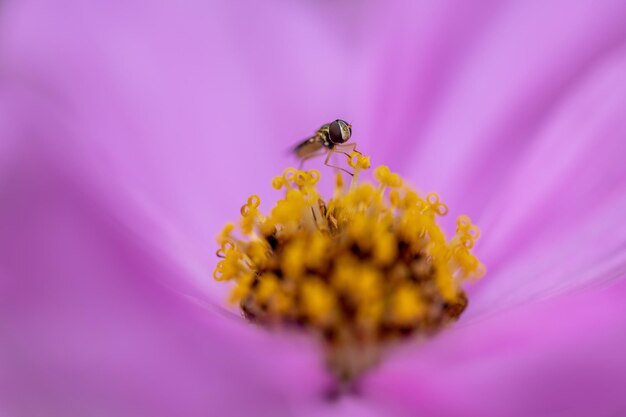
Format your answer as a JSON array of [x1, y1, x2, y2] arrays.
[[293, 137, 324, 158]]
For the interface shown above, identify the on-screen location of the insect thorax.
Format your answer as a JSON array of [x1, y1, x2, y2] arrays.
[[317, 126, 334, 149]]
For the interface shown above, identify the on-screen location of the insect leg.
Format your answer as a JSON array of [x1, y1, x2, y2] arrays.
[[298, 149, 327, 170], [332, 143, 363, 163], [334, 143, 361, 154], [324, 150, 354, 176]]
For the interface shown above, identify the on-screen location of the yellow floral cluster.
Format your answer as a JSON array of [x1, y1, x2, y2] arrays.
[[214, 152, 484, 381]]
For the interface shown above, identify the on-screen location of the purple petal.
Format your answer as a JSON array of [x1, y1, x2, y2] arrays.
[[0, 1, 376, 413], [356, 1, 626, 310], [0, 100, 330, 415], [397, 1, 626, 216], [364, 278, 626, 417], [467, 45, 626, 315], [0, 0, 367, 302]]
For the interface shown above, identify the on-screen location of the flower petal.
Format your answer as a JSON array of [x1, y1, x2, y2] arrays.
[[0, 99, 329, 416], [364, 277, 626, 417], [356, 0, 626, 310], [0, 0, 363, 298], [389, 0, 626, 216], [468, 46, 626, 315]]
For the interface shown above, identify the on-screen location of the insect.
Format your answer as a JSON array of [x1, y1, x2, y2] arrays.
[[293, 119, 359, 175]]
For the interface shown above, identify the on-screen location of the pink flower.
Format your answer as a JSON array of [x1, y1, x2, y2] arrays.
[[1, 1, 625, 416]]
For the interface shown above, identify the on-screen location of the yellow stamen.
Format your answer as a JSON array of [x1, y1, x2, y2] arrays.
[[213, 152, 485, 383]]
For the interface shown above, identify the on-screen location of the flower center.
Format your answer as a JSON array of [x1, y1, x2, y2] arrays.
[[214, 153, 484, 382]]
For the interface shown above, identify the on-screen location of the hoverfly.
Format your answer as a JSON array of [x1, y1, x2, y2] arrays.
[[294, 119, 359, 175]]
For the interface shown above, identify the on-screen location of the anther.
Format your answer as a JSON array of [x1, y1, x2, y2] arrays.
[[213, 153, 484, 384]]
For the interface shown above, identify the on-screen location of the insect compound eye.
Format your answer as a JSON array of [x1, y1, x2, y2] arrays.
[[329, 120, 344, 144], [340, 120, 352, 141]]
